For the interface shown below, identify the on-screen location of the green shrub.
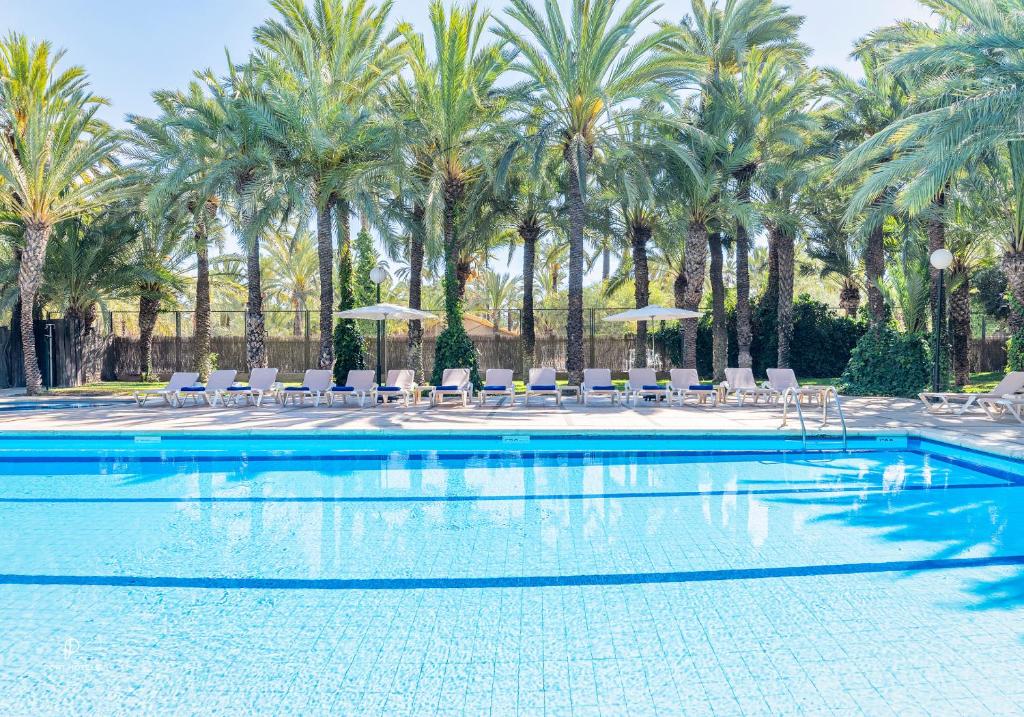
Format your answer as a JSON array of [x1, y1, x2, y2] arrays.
[[333, 235, 365, 384], [431, 323, 480, 388], [1007, 296, 1024, 372], [840, 326, 931, 397]]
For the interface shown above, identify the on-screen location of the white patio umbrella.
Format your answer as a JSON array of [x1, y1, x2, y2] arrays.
[[603, 305, 702, 366], [334, 304, 437, 380]]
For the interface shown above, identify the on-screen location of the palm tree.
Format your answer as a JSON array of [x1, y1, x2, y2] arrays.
[[0, 34, 123, 393], [254, 0, 401, 369], [495, 0, 683, 384], [397, 0, 509, 386], [263, 224, 319, 336]]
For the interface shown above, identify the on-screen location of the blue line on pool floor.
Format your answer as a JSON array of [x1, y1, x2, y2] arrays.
[[2, 555, 1022, 591], [0, 481, 1014, 504]]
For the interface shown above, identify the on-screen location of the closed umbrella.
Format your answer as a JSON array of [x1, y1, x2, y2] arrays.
[[335, 304, 437, 380]]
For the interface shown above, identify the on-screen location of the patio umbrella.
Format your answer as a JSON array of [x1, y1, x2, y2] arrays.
[[603, 305, 702, 366], [334, 304, 437, 380]]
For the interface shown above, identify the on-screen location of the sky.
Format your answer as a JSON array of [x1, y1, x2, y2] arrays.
[[4, 0, 934, 127]]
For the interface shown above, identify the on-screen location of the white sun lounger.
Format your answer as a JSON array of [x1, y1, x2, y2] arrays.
[[278, 369, 333, 407], [133, 372, 200, 406], [523, 367, 560, 406], [766, 368, 829, 405], [216, 368, 279, 407], [372, 369, 416, 407], [479, 369, 516, 407], [626, 368, 671, 407], [723, 367, 773, 406], [979, 394, 1024, 423], [668, 368, 717, 406], [431, 368, 472, 406], [172, 369, 238, 407], [328, 369, 376, 407], [582, 368, 622, 405], [920, 372, 1024, 415]]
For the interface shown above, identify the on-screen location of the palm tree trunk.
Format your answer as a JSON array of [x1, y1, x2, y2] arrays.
[[316, 193, 335, 369], [777, 229, 795, 369], [245, 230, 267, 370], [407, 203, 425, 383], [17, 222, 49, 394], [630, 221, 651, 369], [865, 225, 886, 327], [456, 258, 472, 300], [764, 229, 779, 311], [1003, 251, 1024, 355], [950, 274, 971, 386], [839, 280, 861, 318], [292, 296, 303, 336], [520, 219, 539, 367], [673, 268, 686, 367], [709, 231, 727, 381], [602, 247, 611, 282], [564, 156, 586, 385], [442, 180, 465, 327], [138, 292, 161, 381], [735, 225, 752, 368], [194, 223, 212, 381], [681, 222, 708, 370]]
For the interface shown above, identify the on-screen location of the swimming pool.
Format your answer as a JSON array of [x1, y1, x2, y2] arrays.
[[1, 431, 1022, 715]]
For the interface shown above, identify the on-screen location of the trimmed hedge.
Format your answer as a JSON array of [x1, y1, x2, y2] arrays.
[[839, 326, 931, 398]]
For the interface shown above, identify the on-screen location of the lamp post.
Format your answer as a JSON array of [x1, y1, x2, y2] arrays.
[[929, 248, 954, 392], [369, 264, 388, 384]]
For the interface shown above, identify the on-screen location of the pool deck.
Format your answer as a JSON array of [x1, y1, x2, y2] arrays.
[[2, 393, 1022, 459]]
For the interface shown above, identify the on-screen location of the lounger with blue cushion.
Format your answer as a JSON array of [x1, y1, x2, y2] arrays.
[[524, 367, 560, 406], [278, 369, 333, 407], [582, 368, 622, 406], [626, 368, 671, 407], [133, 372, 199, 407], [215, 368, 279, 407], [430, 368, 472, 407], [328, 370, 375, 407], [478, 369, 515, 407], [172, 370, 237, 407], [669, 369, 717, 406], [371, 369, 416, 407]]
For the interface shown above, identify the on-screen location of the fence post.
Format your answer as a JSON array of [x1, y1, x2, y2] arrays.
[[304, 310, 311, 369], [589, 308, 596, 369], [174, 311, 182, 372]]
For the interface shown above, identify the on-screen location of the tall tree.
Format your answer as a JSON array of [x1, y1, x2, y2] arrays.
[[496, 0, 682, 384], [0, 34, 122, 393]]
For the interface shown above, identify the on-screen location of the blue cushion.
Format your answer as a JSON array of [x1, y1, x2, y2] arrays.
[[642, 384, 664, 390], [377, 386, 401, 392], [180, 386, 205, 392], [591, 385, 616, 391], [226, 386, 251, 391], [331, 386, 355, 392], [484, 385, 510, 391], [530, 384, 557, 391], [284, 386, 309, 391], [689, 384, 714, 390], [436, 385, 460, 391]]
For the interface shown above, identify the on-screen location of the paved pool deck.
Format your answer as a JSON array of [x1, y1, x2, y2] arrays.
[[0, 393, 1022, 459]]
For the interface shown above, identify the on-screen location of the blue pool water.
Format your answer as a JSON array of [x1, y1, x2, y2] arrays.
[[1, 432, 1023, 715]]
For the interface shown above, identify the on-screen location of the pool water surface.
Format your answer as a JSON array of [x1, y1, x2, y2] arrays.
[[0, 432, 1022, 715]]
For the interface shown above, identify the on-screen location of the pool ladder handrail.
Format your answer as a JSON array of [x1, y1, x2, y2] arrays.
[[778, 387, 808, 451], [820, 386, 848, 451]]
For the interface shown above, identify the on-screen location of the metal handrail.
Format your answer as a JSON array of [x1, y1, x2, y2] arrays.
[[779, 387, 808, 450], [820, 387, 848, 451]]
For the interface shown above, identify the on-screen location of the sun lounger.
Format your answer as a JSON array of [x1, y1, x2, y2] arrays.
[[216, 368, 279, 407], [582, 368, 622, 405], [372, 369, 416, 407], [766, 368, 829, 405], [626, 368, 671, 406], [430, 368, 472, 406], [172, 369, 238, 407], [478, 369, 515, 407], [722, 367, 773, 406], [278, 369, 333, 407], [668, 368, 717, 406], [133, 372, 200, 406], [979, 394, 1024, 423], [523, 367, 560, 406], [919, 372, 1024, 415], [328, 370, 376, 407]]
